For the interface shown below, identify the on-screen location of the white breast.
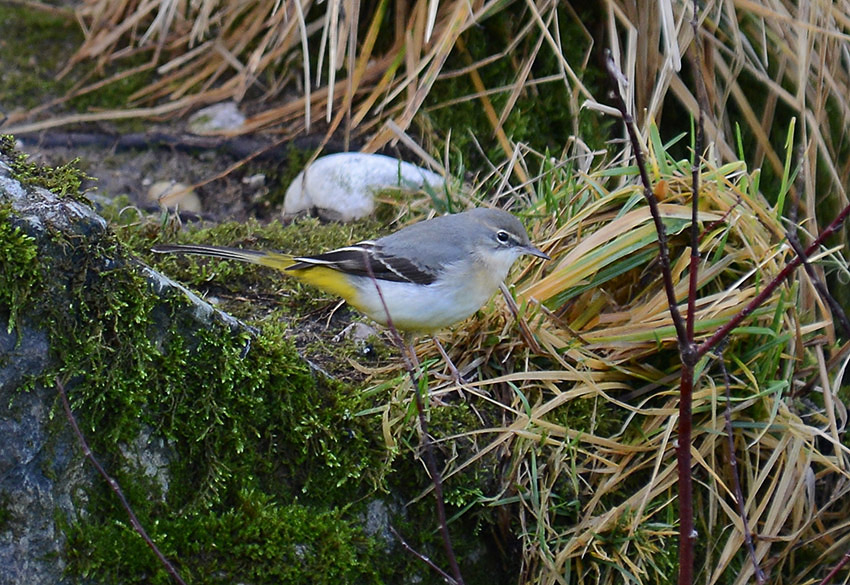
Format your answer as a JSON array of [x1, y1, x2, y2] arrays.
[[347, 256, 514, 332]]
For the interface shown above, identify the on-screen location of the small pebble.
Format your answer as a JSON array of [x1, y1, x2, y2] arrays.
[[188, 101, 246, 134], [146, 181, 202, 213]]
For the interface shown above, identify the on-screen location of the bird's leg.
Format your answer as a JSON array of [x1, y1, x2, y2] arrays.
[[431, 335, 467, 386]]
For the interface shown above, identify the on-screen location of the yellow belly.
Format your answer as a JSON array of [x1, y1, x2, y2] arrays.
[[287, 265, 360, 304]]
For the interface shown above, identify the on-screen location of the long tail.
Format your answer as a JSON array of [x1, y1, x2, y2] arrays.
[[152, 244, 295, 272]]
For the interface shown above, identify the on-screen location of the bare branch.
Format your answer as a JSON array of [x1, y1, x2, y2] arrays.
[[716, 351, 766, 584], [390, 526, 459, 585], [360, 252, 466, 585], [696, 200, 850, 359], [786, 146, 850, 337], [57, 379, 187, 585], [603, 50, 691, 356]]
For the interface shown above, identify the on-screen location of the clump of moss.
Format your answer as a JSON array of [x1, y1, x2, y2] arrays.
[[34, 239, 394, 579], [0, 135, 91, 199], [0, 6, 82, 110], [66, 488, 382, 584], [0, 177, 399, 582], [0, 207, 41, 334], [34, 229, 391, 496]]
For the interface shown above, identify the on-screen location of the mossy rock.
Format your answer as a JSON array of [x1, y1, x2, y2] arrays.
[[0, 139, 517, 584]]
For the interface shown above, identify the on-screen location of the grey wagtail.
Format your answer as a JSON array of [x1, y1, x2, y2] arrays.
[[152, 207, 550, 333]]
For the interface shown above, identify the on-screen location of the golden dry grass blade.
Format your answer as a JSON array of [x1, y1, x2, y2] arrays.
[[374, 140, 849, 583]]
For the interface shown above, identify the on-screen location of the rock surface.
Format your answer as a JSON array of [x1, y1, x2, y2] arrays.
[[0, 149, 249, 585]]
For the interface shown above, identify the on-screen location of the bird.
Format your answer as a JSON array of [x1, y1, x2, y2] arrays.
[[153, 208, 549, 368]]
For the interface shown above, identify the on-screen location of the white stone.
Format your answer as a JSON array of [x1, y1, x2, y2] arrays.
[[187, 101, 246, 134], [283, 153, 444, 222]]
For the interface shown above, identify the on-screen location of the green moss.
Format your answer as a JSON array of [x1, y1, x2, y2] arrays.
[[31, 240, 395, 579], [0, 186, 394, 581], [0, 136, 91, 199], [0, 5, 153, 125], [0, 6, 82, 110], [591, 505, 677, 585], [0, 143, 530, 582], [67, 65, 155, 119], [66, 489, 381, 584], [33, 230, 389, 496], [0, 207, 41, 334]]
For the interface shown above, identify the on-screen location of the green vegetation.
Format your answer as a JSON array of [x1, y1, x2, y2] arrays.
[[0, 207, 40, 334], [423, 3, 607, 178], [0, 5, 82, 110], [65, 489, 383, 584], [0, 135, 90, 198], [3, 0, 850, 580], [17, 221, 388, 580], [0, 143, 520, 583], [0, 4, 152, 123]]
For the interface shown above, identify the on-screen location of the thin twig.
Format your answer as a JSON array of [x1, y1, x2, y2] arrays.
[[715, 349, 766, 584], [604, 45, 698, 585], [360, 252, 465, 585], [696, 200, 850, 359], [688, 16, 706, 344], [676, 10, 709, 584], [699, 194, 743, 244], [56, 379, 187, 585], [784, 231, 850, 337], [390, 526, 458, 585], [603, 50, 690, 354], [818, 551, 850, 585], [785, 145, 850, 337]]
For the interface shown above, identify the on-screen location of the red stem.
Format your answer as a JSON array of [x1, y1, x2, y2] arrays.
[[677, 363, 695, 585], [696, 200, 850, 359], [57, 379, 187, 585]]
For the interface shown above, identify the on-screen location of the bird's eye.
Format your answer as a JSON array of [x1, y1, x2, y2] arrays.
[[496, 230, 511, 244]]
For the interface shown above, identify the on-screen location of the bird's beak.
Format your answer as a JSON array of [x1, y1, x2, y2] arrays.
[[523, 245, 550, 261]]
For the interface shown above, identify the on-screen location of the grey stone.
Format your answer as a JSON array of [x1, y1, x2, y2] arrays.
[[0, 149, 252, 585]]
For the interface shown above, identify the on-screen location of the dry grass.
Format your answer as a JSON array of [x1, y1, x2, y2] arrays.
[[380, 143, 850, 584], [4, 0, 594, 163], [602, 0, 850, 228], [5, 0, 850, 218]]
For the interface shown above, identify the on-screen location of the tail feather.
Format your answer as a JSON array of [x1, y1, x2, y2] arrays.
[[152, 244, 295, 271]]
